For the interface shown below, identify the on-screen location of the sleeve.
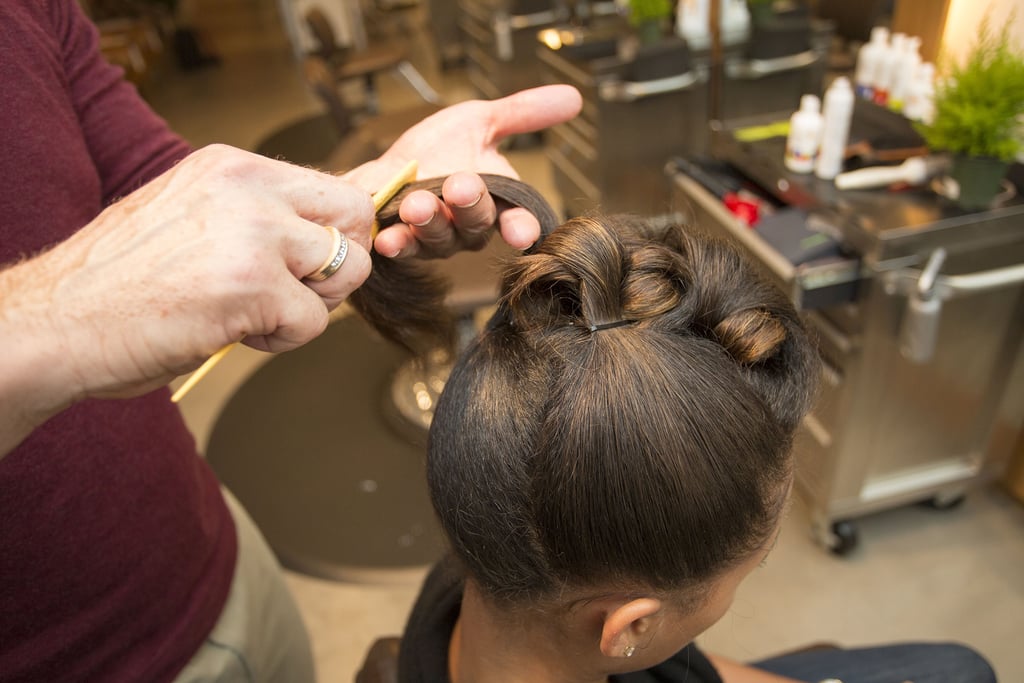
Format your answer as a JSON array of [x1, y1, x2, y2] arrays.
[[49, 0, 193, 203]]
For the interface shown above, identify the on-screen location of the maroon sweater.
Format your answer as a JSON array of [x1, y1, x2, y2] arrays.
[[0, 2, 237, 681]]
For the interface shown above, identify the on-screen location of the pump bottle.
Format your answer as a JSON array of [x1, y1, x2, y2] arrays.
[[854, 26, 889, 99], [785, 95, 823, 174]]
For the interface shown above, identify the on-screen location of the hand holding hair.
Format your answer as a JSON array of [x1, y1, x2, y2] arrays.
[[343, 84, 583, 259], [0, 145, 375, 456], [349, 173, 562, 355]]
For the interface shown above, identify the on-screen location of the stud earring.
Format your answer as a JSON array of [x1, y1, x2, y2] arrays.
[[623, 644, 636, 658]]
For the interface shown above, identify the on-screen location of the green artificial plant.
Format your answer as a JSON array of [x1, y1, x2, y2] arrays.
[[917, 17, 1024, 162], [628, 0, 673, 43]]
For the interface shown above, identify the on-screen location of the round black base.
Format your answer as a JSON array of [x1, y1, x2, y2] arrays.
[[206, 315, 446, 582]]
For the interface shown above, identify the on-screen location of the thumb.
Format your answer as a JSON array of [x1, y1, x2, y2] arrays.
[[487, 85, 583, 140]]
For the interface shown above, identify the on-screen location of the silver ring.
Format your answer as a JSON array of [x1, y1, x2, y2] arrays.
[[307, 226, 348, 282]]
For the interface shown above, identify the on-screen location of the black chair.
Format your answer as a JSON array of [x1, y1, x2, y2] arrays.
[[304, 5, 441, 115]]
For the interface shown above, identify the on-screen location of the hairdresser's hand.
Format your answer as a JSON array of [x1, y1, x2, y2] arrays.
[[0, 144, 373, 451], [344, 84, 582, 258]]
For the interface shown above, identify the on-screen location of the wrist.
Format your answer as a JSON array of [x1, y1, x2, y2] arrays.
[[0, 255, 84, 453]]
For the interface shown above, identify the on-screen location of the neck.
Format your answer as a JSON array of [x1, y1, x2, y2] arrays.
[[449, 582, 608, 683]]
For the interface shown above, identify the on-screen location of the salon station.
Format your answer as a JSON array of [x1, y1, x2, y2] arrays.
[[85, 0, 1024, 679]]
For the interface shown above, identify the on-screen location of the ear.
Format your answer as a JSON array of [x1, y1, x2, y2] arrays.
[[598, 597, 664, 658]]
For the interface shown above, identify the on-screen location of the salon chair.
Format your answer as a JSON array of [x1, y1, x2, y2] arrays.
[[354, 636, 841, 682], [304, 6, 441, 115], [360, 0, 421, 41]]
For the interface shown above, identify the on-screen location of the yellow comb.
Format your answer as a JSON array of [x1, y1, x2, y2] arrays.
[[370, 159, 418, 240]]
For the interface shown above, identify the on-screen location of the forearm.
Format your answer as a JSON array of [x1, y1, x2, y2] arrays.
[[706, 653, 810, 683], [0, 254, 82, 458]]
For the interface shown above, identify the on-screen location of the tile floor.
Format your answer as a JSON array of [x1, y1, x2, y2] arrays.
[[145, 2, 1024, 681]]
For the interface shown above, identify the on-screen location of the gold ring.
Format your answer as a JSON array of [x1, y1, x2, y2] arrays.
[[307, 226, 348, 282]]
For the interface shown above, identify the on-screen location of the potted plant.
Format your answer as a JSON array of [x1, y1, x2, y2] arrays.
[[746, 0, 774, 27], [916, 18, 1024, 210], [627, 0, 673, 45]]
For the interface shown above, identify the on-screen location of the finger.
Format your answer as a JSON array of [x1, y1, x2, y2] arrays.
[[282, 221, 341, 279], [497, 206, 543, 250], [441, 173, 498, 243], [374, 223, 421, 259], [486, 85, 583, 141], [304, 235, 372, 310], [396, 188, 445, 234]]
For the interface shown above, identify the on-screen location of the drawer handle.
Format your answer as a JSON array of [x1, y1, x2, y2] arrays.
[[883, 248, 1024, 364], [724, 50, 819, 79], [598, 66, 708, 102]]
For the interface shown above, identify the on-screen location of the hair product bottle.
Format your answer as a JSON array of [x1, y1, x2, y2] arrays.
[[903, 62, 936, 124], [889, 36, 921, 112], [785, 95, 824, 174], [816, 77, 855, 180], [854, 26, 889, 99], [873, 32, 906, 106], [719, 0, 751, 47], [676, 0, 711, 50]]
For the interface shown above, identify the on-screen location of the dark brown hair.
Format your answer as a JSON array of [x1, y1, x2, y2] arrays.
[[420, 213, 819, 607]]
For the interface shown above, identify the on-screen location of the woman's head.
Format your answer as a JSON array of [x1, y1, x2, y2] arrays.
[[427, 215, 818, 619]]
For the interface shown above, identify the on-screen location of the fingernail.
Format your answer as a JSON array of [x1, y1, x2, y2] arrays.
[[410, 211, 436, 227], [454, 193, 483, 209]]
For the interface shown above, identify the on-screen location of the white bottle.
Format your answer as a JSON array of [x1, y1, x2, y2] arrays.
[[903, 62, 936, 124], [854, 26, 889, 99], [676, 0, 711, 51], [873, 32, 906, 106], [719, 0, 751, 47], [889, 36, 921, 112], [816, 77, 855, 180], [785, 95, 824, 174]]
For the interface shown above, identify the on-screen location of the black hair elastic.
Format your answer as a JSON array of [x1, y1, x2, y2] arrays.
[[588, 320, 635, 332]]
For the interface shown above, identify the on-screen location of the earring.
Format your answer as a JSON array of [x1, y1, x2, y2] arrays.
[[623, 644, 636, 658]]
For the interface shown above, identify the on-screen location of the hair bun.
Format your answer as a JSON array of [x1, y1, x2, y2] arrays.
[[714, 309, 787, 365]]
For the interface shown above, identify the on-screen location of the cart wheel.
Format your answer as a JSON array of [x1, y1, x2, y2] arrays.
[[922, 492, 967, 511], [828, 520, 859, 556]]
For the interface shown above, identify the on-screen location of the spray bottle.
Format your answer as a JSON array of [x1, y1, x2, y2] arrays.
[[816, 77, 855, 180], [785, 95, 823, 174]]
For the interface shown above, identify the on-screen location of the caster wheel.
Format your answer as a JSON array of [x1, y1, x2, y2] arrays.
[[828, 520, 859, 556]]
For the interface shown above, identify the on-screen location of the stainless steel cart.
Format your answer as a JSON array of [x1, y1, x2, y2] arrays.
[[667, 132, 1024, 554]]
